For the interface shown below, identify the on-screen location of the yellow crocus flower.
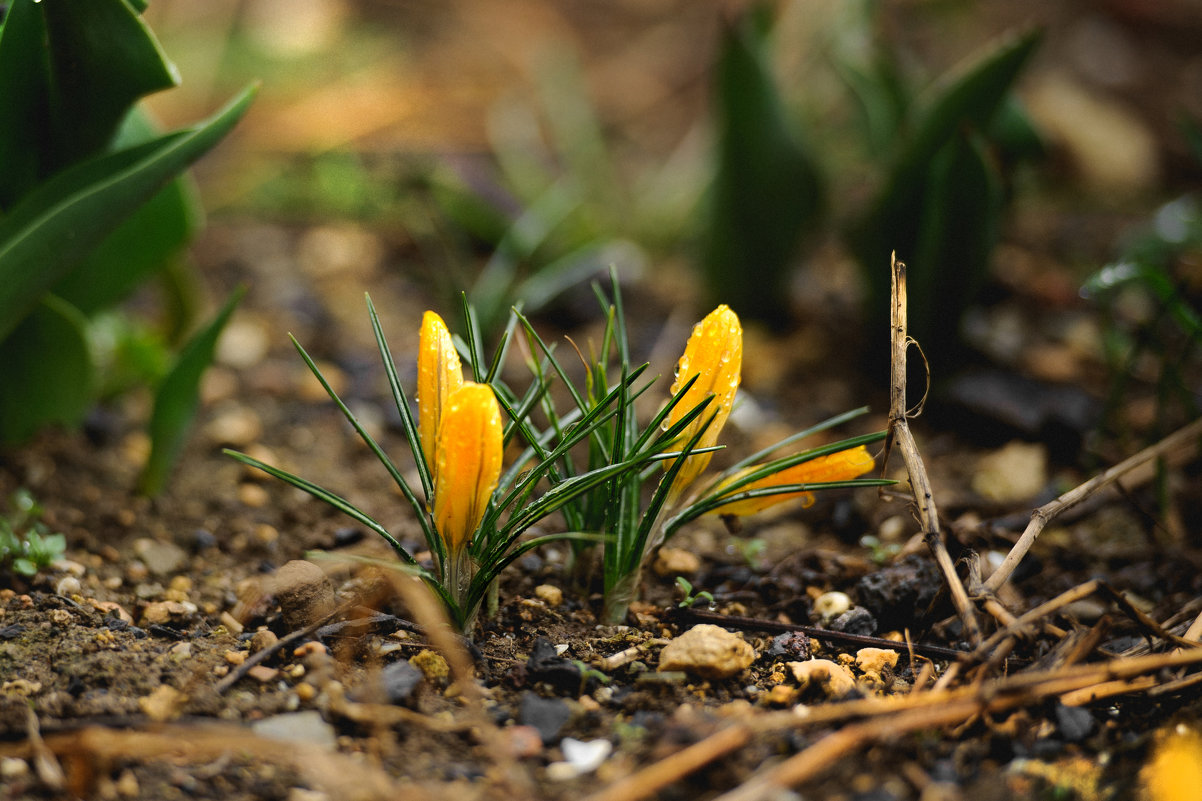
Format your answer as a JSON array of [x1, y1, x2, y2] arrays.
[[710, 445, 875, 517], [433, 382, 503, 552], [418, 310, 463, 474], [665, 305, 742, 494], [1143, 726, 1202, 801]]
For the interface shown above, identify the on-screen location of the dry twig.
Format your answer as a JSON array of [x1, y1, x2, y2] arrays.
[[883, 253, 982, 644], [982, 415, 1202, 594]]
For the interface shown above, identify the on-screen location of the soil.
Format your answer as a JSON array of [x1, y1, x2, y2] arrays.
[[4, 3, 1202, 800]]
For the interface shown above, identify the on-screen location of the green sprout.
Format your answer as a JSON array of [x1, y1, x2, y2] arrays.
[[675, 577, 714, 610], [0, 491, 66, 577]]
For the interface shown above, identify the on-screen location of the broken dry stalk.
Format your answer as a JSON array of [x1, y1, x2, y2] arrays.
[[982, 415, 1202, 594], [884, 253, 982, 645]]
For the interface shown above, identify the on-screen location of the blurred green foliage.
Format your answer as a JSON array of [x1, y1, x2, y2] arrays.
[[705, 2, 1041, 358], [702, 7, 824, 327], [1083, 194, 1202, 442], [0, 0, 254, 491]]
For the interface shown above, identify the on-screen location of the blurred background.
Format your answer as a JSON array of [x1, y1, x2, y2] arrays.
[[133, 0, 1202, 456]]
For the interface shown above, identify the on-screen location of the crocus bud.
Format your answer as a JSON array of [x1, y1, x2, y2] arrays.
[[665, 305, 742, 493], [433, 383, 502, 552], [418, 311, 463, 474]]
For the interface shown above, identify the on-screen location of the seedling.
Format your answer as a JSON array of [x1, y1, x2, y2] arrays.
[[0, 490, 66, 577], [675, 577, 715, 610]]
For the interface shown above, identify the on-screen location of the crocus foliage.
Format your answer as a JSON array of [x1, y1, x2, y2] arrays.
[[432, 383, 503, 553]]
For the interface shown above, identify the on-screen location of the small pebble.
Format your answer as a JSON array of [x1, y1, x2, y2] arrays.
[[132, 539, 188, 576], [504, 725, 544, 758], [250, 629, 279, 653], [657, 624, 756, 680], [225, 650, 249, 666], [55, 577, 82, 596], [788, 659, 856, 698], [812, 591, 851, 621], [203, 406, 263, 448], [652, 547, 702, 577], [855, 647, 899, 682], [140, 601, 198, 626], [766, 632, 811, 660], [519, 692, 572, 744], [251, 711, 337, 748], [238, 483, 271, 508], [248, 665, 280, 683], [139, 684, 184, 722], [534, 584, 563, 606], [272, 561, 335, 630], [115, 768, 139, 798], [168, 642, 193, 661], [377, 660, 424, 704], [0, 757, 29, 780], [409, 650, 449, 686]]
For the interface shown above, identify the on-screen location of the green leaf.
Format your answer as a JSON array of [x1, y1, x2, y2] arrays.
[[0, 0, 179, 204], [0, 0, 52, 207], [0, 295, 96, 444], [0, 84, 257, 344], [851, 29, 1040, 328], [139, 287, 244, 495], [908, 131, 1004, 362], [53, 107, 203, 314], [40, 0, 179, 166], [702, 9, 824, 326]]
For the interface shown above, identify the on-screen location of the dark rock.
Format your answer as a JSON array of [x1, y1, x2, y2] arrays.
[[0, 624, 24, 640], [936, 369, 1099, 458], [332, 527, 365, 547], [190, 529, 217, 551], [526, 637, 583, 695], [829, 606, 877, 636], [519, 692, 571, 744], [766, 631, 811, 660], [379, 660, 424, 704], [1054, 702, 1095, 742], [855, 555, 941, 630]]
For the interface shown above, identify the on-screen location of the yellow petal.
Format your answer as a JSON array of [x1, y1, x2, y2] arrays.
[[418, 311, 463, 474], [710, 445, 875, 517], [1143, 726, 1202, 801], [433, 383, 503, 552], [665, 305, 742, 492]]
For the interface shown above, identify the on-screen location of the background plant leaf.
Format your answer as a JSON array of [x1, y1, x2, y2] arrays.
[[0, 295, 95, 444], [702, 6, 824, 327], [52, 107, 202, 315], [139, 287, 244, 495], [0, 0, 178, 206], [0, 84, 257, 343]]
